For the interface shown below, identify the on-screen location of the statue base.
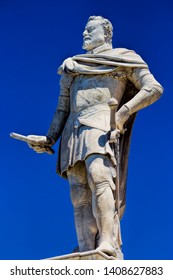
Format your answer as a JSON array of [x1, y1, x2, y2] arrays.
[[47, 249, 123, 260]]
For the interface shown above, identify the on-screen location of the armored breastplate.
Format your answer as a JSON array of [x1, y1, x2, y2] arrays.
[[70, 73, 126, 112]]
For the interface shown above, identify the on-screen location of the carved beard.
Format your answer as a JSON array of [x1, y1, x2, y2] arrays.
[[82, 38, 92, 50], [83, 35, 106, 51]]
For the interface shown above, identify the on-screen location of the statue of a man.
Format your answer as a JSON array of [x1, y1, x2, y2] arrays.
[[26, 16, 163, 258]]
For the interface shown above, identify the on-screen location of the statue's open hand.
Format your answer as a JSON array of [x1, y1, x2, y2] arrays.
[[27, 135, 54, 155]]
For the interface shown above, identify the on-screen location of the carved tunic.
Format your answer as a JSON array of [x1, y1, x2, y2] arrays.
[[59, 73, 119, 174]]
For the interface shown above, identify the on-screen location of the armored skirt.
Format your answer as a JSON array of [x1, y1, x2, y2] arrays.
[[56, 109, 116, 177]]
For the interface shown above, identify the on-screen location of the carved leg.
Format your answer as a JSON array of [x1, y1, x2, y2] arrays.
[[67, 162, 98, 252], [85, 154, 118, 257]]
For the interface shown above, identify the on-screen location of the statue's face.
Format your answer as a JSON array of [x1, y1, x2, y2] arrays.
[[82, 19, 106, 51]]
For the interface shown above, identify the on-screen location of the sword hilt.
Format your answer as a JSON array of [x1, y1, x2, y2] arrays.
[[108, 97, 118, 130], [108, 98, 119, 143]]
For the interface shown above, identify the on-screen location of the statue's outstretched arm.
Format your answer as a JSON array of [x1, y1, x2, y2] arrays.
[[46, 72, 74, 144], [12, 72, 74, 154]]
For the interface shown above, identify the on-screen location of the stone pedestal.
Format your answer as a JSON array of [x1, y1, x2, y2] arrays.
[[47, 250, 123, 260]]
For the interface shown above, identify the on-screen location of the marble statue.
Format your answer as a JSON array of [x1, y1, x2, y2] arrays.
[[11, 16, 163, 259]]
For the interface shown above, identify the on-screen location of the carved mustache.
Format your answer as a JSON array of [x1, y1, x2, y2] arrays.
[[83, 36, 91, 40]]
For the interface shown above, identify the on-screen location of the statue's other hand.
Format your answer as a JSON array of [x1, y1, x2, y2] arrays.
[[115, 120, 124, 134], [109, 130, 120, 143], [27, 135, 54, 154], [116, 105, 130, 133]]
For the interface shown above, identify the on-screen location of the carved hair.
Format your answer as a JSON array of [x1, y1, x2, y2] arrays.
[[87, 16, 113, 44]]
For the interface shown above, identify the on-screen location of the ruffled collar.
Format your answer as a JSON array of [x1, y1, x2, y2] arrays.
[[87, 43, 112, 54]]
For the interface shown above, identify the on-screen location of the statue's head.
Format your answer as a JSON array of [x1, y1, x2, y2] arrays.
[[82, 16, 113, 51]]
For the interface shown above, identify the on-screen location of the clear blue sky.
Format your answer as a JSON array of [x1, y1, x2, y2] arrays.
[[0, 0, 173, 260]]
